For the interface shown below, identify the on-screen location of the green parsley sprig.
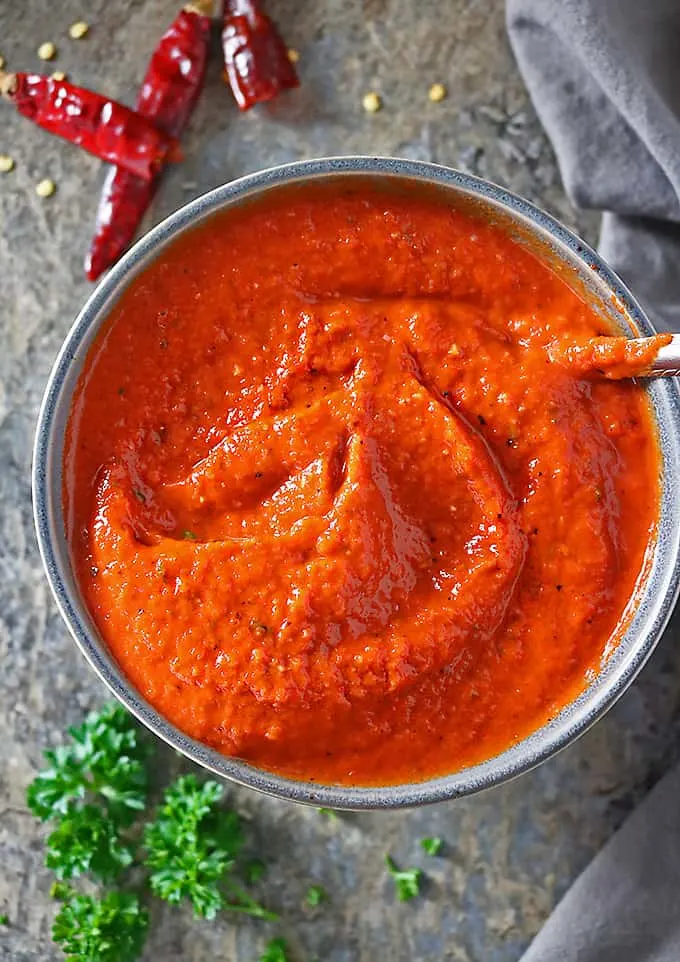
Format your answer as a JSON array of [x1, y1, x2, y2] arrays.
[[305, 884, 328, 907], [420, 836, 443, 856], [51, 889, 149, 962], [143, 775, 277, 921], [385, 855, 423, 902], [143, 776, 240, 919], [27, 703, 148, 825], [46, 804, 134, 881], [28, 703, 278, 962], [259, 937, 290, 962]]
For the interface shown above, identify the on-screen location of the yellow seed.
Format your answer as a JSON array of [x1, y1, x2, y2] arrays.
[[37, 41, 57, 61], [51, 71, 67, 82], [0, 56, 5, 70], [362, 91, 382, 114], [36, 178, 56, 198], [428, 82, 447, 103], [69, 21, 89, 40], [0, 155, 15, 173], [287, 48, 300, 63]]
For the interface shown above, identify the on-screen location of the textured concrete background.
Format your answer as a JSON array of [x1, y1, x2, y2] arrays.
[[2, 1, 680, 960]]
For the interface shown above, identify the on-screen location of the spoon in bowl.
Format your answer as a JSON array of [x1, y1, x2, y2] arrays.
[[548, 332, 680, 380]]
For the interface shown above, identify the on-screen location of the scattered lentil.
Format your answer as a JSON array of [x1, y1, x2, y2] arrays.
[[362, 91, 382, 114], [287, 48, 299, 63], [428, 82, 447, 103], [36, 178, 56, 198], [0, 155, 15, 173], [51, 71, 67, 82], [69, 21, 89, 40], [37, 41, 57, 61]]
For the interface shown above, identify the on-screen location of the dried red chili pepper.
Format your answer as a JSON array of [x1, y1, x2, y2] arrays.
[[85, 2, 213, 281], [0, 72, 181, 182], [222, 0, 299, 110]]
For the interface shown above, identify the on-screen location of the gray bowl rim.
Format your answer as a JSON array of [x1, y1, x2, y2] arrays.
[[33, 155, 680, 810]]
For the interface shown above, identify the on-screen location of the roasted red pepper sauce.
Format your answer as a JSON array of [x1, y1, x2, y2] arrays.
[[65, 185, 661, 786]]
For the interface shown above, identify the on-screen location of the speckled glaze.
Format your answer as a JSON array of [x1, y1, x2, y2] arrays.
[[32, 157, 680, 810]]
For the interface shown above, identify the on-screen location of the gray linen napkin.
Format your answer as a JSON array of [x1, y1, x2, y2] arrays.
[[507, 1, 680, 959], [507, 0, 680, 332], [519, 761, 680, 962]]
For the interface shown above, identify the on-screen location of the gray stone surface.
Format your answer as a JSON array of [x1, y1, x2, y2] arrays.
[[0, 1, 678, 960]]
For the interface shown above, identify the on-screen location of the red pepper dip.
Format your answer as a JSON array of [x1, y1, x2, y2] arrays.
[[65, 183, 661, 786]]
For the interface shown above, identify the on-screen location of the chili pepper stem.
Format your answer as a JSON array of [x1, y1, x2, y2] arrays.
[[185, 0, 213, 15]]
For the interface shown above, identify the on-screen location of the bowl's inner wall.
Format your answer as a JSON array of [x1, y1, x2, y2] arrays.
[[35, 162, 680, 808]]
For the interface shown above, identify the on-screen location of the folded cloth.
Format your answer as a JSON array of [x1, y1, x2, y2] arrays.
[[507, 0, 680, 332], [518, 762, 680, 962], [507, 1, 680, 959]]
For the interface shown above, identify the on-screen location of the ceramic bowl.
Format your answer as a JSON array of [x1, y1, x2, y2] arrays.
[[33, 157, 680, 809]]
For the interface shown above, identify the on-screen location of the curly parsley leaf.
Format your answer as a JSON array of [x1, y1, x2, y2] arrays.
[[259, 937, 290, 962], [223, 882, 279, 921], [46, 804, 134, 881], [420, 836, 443, 856], [27, 704, 148, 824], [144, 774, 275, 921], [52, 889, 148, 962], [27, 745, 87, 821], [0, 914, 8, 926], [385, 855, 423, 902], [305, 884, 328, 907], [143, 776, 231, 919]]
